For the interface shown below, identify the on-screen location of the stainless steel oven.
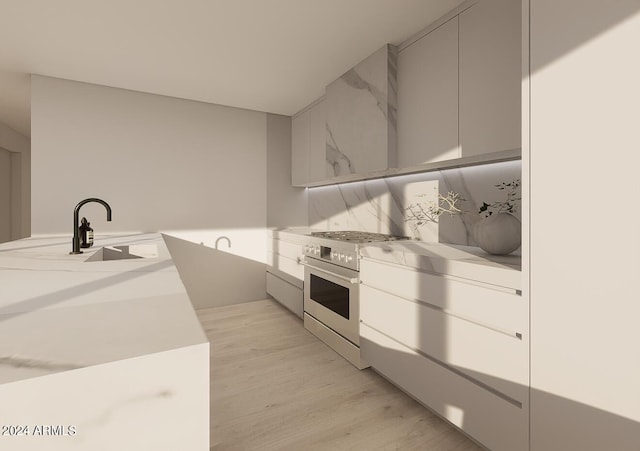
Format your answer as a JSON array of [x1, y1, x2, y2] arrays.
[[301, 231, 409, 369], [304, 257, 360, 346]]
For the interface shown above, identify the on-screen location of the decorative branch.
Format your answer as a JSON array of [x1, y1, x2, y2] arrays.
[[404, 191, 466, 225], [478, 179, 521, 217], [404, 178, 522, 228]]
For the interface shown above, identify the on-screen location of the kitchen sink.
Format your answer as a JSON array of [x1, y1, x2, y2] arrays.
[[84, 244, 158, 262]]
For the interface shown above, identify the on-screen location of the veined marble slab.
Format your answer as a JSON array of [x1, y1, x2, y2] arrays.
[[309, 159, 522, 247], [326, 44, 397, 177], [0, 343, 208, 451], [0, 233, 209, 449]]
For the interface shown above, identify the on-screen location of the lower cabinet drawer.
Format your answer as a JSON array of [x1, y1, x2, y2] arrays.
[[361, 284, 528, 404], [360, 258, 525, 335], [266, 251, 304, 283], [268, 239, 303, 261], [361, 323, 528, 451], [266, 272, 303, 319]]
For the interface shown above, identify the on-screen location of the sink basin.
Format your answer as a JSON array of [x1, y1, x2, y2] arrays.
[[84, 244, 158, 262]]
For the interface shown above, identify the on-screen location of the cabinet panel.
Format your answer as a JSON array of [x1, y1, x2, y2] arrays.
[[266, 272, 303, 318], [326, 44, 397, 177], [291, 98, 327, 186], [361, 323, 528, 451], [291, 111, 309, 186], [0, 149, 10, 243], [267, 238, 303, 262], [459, 0, 521, 156], [397, 17, 460, 166], [360, 258, 525, 334], [360, 284, 527, 404], [307, 99, 328, 183], [266, 251, 304, 285]]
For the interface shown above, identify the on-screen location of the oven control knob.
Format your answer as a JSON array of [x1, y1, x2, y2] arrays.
[[346, 255, 353, 263]]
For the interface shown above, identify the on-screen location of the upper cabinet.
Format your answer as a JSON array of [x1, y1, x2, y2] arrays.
[[291, 0, 521, 187], [291, 107, 309, 186], [325, 44, 398, 177], [459, 0, 521, 157], [291, 98, 326, 186], [308, 99, 328, 182], [397, 17, 459, 167]]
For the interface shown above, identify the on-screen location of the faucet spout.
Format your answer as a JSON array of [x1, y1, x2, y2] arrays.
[[215, 236, 231, 249], [71, 198, 112, 254]]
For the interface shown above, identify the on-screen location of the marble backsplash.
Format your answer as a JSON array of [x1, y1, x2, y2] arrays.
[[308, 160, 522, 247]]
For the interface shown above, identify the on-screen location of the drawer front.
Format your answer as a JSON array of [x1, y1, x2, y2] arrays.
[[360, 257, 526, 335], [360, 284, 527, 403], [267, 239, 304, 262], [361, 323, 528, 451], [266, 272, 303, 318], [266, 251, 304, 283]]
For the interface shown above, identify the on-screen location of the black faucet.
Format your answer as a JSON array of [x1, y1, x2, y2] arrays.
[[71, 198, 112, 254]]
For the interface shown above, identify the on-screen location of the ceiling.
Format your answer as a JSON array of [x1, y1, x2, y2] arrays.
[[0, 0, 464, 138]]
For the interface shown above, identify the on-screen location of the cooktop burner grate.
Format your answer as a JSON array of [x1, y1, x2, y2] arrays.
[[309, 231, 410, 243]]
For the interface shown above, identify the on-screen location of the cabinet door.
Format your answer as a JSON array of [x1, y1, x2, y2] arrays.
[[325, 44, 397, 176], [459, 0, 521, 156], [266, 272, 303, 318], [0, 148, 11, 243], [291, 110, 309, 186], [307, 98, 328, 183], [397, 17, 459, 167], [361, 323, 528, 451]]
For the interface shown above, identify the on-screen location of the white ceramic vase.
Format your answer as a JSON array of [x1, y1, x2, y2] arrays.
[[472, 212, 521, 255]]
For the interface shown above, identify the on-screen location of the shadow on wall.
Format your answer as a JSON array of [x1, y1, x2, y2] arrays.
[[162, 234, 266, 309]]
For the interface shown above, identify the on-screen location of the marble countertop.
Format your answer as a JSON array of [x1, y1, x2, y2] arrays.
[[360, 241, 521, 291], [268, 227, 319, 243], [0, 233, 208, 385], [269, 228, 521, 290]]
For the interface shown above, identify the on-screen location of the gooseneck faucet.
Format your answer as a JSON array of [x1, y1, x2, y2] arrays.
[[71, 198, 112, 254]]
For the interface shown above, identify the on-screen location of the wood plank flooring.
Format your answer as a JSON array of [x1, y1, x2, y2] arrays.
[[197, 299, 483, 451]]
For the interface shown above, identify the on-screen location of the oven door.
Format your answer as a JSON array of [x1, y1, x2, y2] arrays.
[[303, 257, 360, 346]]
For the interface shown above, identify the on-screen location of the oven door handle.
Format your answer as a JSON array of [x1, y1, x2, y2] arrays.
[[302, 262, 359, 284]]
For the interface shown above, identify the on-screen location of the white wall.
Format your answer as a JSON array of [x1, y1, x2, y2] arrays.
[[527, 1, 640, 449], [32, 75, 267, 234], [31, 75, 271, 305]]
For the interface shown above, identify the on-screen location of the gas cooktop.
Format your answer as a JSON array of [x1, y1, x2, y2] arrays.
[[309, 231, 410, 243]]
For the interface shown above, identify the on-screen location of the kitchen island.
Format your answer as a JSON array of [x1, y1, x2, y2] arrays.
[[0, 233, 209, 450]]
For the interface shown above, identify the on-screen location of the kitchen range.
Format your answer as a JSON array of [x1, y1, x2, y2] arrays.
[[302, 231, 410, 369]]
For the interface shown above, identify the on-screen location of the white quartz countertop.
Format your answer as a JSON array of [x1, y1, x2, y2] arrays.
[[268, 227, 320, 243], [360, 241, 522, 291], [270, 228, 521, 291], [0, 233, 208, 385]]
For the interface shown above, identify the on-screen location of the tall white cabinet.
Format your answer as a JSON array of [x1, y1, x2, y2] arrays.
[[526, 0, 640, 450]]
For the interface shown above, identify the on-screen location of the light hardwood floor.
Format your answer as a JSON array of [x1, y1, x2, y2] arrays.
[[197, 299, 483, 451]]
